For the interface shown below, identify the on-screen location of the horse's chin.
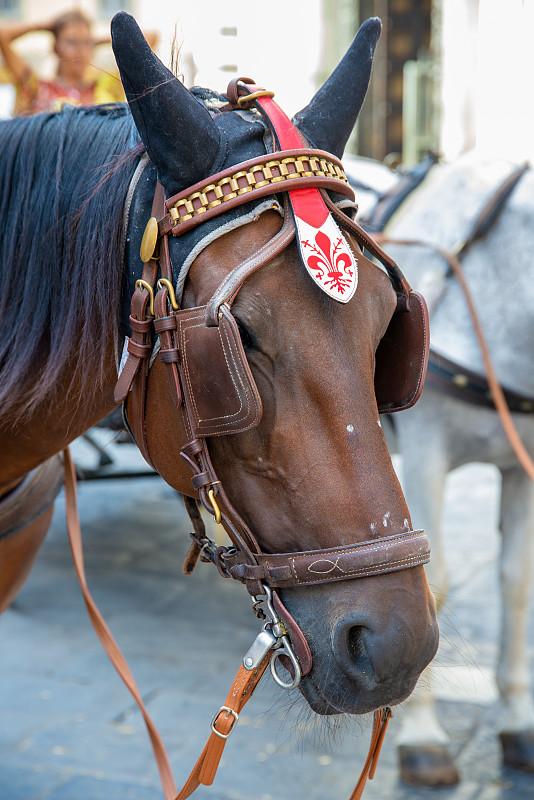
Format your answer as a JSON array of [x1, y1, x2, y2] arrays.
[[299, 672, 419, 716]]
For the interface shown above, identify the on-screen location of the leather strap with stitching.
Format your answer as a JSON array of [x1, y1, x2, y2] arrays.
[[221, 529, 430, 588]]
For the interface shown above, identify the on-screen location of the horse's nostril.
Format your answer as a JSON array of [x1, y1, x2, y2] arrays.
[[332, 616, 377, 686], [347, 625, 373, 674]]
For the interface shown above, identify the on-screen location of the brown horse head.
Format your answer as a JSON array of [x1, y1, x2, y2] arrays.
[[111, 12, 438, 716]]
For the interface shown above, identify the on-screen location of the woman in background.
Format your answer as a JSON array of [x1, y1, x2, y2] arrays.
[[0, 10, 126, 114]]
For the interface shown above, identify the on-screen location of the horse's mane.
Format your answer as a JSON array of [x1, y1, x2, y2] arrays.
[[0, 103, 142, 425]]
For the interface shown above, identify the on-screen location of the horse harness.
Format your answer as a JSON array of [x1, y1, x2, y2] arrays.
[[64, 82, 433, 800]]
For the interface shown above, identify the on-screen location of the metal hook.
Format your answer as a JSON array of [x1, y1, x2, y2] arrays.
[[249, 585, 302, 690], [207, 488, 222, 524], [270, 637, 302, 690]]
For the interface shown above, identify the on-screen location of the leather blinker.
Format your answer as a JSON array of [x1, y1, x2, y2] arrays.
[[375, 289, 429, 414], [175, 303, 262, 438]]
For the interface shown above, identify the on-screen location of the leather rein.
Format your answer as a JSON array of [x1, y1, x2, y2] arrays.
[[62, 82, 431, 800]]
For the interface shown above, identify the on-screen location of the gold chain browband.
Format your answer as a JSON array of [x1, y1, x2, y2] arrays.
[[155, 148, 356, 239]]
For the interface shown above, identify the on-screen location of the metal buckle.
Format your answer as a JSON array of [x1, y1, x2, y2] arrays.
[[191, 534, 216, 564], [156, 278, 179, 311], [210, 706, 239, 739], [134, 279, 155, 317]]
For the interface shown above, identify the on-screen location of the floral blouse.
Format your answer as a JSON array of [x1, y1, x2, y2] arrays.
[[14, 70, 124, 115]]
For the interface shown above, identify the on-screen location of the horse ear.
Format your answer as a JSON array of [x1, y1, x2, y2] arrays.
[[111, 12, 224, 195], [293, 17, 382, 158]]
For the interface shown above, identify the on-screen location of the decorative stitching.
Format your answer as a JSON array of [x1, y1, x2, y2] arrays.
[[280, 530, 425, 562], [290, 552, 429, 585], [231, 667, 249, 699]]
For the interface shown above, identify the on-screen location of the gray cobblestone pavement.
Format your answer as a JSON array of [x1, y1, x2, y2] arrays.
[[1, 434, 534, 799]]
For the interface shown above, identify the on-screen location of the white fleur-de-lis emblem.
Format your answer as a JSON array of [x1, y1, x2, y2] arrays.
[[294, 213, 358, 302]]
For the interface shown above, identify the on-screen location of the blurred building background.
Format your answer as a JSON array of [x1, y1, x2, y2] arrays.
[[1, 0, 532, 165]]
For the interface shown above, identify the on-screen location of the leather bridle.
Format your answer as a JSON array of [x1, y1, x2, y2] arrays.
[[115, 81, 430, 660]]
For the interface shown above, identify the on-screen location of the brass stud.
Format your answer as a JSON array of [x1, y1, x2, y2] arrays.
[[140, 217, 159, 263]]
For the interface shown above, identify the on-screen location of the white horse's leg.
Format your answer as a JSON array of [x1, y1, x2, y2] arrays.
[[394, 413, 460, 785], [497, 465, 534, 770]]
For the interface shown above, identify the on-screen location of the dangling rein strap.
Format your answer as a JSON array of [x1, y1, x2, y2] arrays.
[[62, 449, 177, 799], [62, 448, 392, 800]]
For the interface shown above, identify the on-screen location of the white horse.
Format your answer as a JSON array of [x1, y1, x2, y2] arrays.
[[358, 153, 534, 786]]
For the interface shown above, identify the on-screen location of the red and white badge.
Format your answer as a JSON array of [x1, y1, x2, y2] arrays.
[[253, 88, 358, 303]]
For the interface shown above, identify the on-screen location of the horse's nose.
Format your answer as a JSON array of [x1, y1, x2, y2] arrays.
[[331, 610, 434, 689]]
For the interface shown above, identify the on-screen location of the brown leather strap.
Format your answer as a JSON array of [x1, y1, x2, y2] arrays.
[[180, 438, 263, 565], [204, 197, 295, 325], [436, 247, 534, 481], [224, 529, 430, 588], [175, 656, 271, 799], [154, 299, 182, 409], [426, 349, 534, 414], [349, 708, 392, 800], [121, 183, 168, 466], [272, 591, 313, 675], [115, 182, 165, 406], [62, 448, 178, 800]]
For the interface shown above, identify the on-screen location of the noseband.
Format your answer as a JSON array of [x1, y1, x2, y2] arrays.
[[115, 81, 431, 687]]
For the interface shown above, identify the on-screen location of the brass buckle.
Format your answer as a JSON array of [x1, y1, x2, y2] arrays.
[[157, 278, 179, 310], [135, 279, 155, 317]]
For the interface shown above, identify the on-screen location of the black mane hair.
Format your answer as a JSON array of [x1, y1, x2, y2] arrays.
[[0, 103, 141, 425]]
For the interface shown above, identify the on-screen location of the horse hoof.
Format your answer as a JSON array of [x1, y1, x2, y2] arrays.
[[500, 730, 534, 772], [398, 744, 461, 786]]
